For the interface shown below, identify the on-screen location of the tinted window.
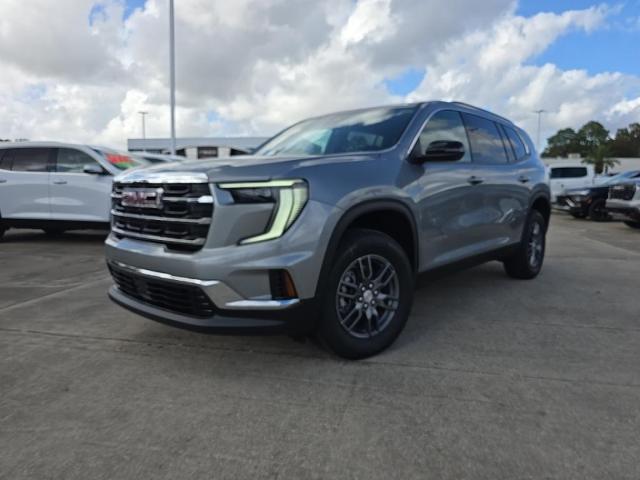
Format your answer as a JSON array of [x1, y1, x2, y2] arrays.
[[550, 167, 588, 179], [9, 148, 50, 172], [503, 126, 528, 162], [0, 149, 9, 170], [415, 110, 470, 162], [255, 106, 418, 156], [55, 148, 99, 173], [462, 113, 509, 164]]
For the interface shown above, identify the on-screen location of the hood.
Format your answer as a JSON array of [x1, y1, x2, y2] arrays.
[[115, 153, 380, 183]]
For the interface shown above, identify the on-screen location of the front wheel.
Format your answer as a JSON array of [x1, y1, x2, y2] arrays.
[[624, 220, 640, 229], [317, 229, 414, 359], [503, 210, 546, 280]]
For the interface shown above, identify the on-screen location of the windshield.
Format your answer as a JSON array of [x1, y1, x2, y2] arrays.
[[602, 171, 640, 185], [92, 147, 148, 170], [255, 106, 419, 157]]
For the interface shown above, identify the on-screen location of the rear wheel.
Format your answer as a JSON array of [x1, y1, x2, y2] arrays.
[[317, 229, 414, 359], [588, 198, 609, 222], [503, 210, 546, 280], [0, 225, 6, 240], [623, 220, 640, 229]]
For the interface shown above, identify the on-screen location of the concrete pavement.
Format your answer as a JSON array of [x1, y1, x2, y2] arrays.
[[1, 215, 639, 479]]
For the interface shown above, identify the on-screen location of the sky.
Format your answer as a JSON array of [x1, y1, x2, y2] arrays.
[[0, 0, 639, 150]]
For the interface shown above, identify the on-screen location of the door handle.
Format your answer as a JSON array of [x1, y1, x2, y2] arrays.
[[0, 179, 7, 183], [518, 175, 530, 184], [467, 176, 484, 185], [53, 180, 67, 185]]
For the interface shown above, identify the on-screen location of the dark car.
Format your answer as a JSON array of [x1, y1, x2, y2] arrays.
[[557, 170, 640, 221]]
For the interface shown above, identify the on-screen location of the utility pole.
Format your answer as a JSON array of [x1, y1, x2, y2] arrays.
[[138, 111, 148, 141], [534, 109, 546, 152], [169, 0, 176, 155]]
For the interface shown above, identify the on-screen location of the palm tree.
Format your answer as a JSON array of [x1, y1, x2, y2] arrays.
[[582, 143, 619, 174]]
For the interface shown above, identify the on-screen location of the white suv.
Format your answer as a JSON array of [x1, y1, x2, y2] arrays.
[[0, 142, 146, 238]]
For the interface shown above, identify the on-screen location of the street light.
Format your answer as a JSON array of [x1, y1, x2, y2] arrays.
[[169, 0, 176, 155], [534, 109, 546, 152], [138, 111, 148, 141]]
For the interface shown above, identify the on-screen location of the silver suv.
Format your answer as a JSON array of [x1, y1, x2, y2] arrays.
[[105, 102, 550, 359]]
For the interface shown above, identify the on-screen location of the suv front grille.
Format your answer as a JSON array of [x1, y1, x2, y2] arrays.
[[109, 263, 216, 318], [609, 183, 636, 201], [111, 181, 213, 252]]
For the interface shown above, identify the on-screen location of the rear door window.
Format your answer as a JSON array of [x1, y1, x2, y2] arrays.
[[550, 167, 588, 179], [461, 113, 510, 164], [8, 148, 51, 172]]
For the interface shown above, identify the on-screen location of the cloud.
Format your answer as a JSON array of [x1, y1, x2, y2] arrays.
[[408, 4, 640, 146], [0, 0, 638, 149]]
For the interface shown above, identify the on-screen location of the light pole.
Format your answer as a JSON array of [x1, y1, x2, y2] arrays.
[[138, 111, 148, 141], [534, 109, 546, 152], [169, 0, 176, 155]]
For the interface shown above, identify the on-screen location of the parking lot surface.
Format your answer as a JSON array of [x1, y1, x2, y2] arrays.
[[1, 214, 639, 479]]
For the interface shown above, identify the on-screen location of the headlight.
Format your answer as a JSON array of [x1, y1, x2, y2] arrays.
[[218, 179, 308, 244]]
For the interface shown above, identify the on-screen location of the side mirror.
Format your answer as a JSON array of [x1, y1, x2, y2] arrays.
[[83, 164, 106, 175], [414, 140, 465, 163]]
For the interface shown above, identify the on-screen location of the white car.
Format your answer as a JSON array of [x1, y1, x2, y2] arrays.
[[0, 142, 146, 238], [548, 162, 596, 203]]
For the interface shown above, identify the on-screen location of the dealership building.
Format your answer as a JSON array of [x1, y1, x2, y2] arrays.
[[127, 137, 269, 158]]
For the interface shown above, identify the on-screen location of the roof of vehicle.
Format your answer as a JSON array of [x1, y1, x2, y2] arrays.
[[0, 141, 120, 151]]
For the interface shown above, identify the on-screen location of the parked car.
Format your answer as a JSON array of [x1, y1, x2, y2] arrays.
[[135, 152, 186, 164], [0, 142, 146, 238], [105, 101, 550, 359], [557, 170, 640, 221], [606, 180, 640, 229], [548, 162, 596, 203]]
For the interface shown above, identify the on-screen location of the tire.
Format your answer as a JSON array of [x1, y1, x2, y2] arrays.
[[0, 226, 6, 240], [624, 220, 640, 229], [42, 227, 66, 236], [588, 198, 609, 222], [503, 210, 546, 280], [317, 229, 414, 360]]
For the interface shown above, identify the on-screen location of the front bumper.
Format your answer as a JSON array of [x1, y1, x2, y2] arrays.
[[109, 285, 317, 335], [606, 199, 640, 221]]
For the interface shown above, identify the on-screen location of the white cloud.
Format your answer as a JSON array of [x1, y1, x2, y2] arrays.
[[408, 5, 640, 146], [0, 0, 638, 149]]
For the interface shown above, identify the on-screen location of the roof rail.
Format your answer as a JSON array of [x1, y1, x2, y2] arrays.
[[449, 101, 513, 124]]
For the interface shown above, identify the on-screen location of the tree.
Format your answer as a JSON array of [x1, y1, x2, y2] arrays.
[[542, 128, 580, 157], [582, 143, 619, 174], [577, 121, 609, 156], [610, 123, 640, 157]]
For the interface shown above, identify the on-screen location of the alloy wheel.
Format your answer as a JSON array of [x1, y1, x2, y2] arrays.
[[335, 254, 400, 339]]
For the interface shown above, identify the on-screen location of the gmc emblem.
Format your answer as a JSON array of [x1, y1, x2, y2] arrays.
[[121, 188, 164, 209]]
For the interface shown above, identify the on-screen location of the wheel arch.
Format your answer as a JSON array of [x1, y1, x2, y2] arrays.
[[314, 199, 419, 297]]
